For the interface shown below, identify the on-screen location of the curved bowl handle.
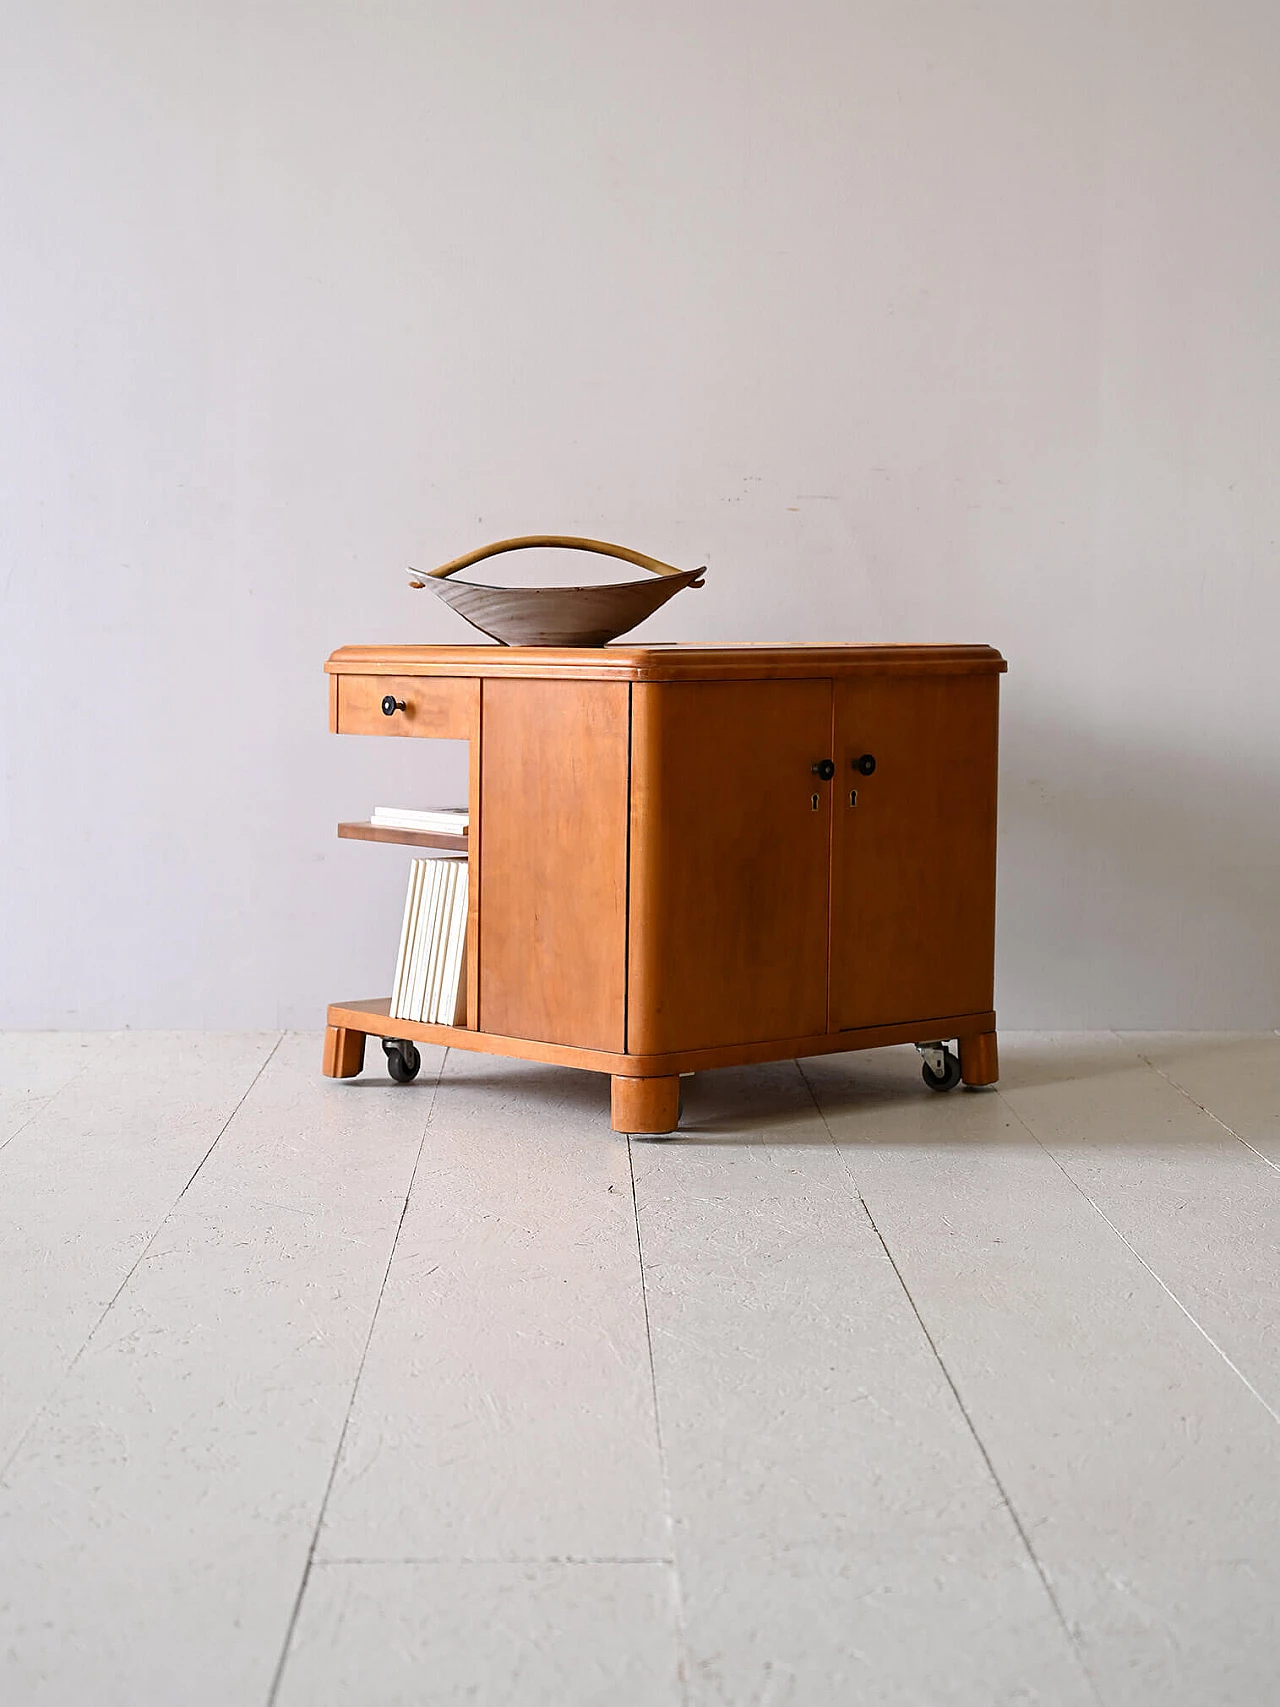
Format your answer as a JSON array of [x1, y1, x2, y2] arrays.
[[410, 535, 696, 583]]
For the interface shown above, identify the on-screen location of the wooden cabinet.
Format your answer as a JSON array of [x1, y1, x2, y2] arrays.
[[322, 644, 1005, 1133]]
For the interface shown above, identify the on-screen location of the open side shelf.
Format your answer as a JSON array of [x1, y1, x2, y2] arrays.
[[338, 821, 469, 852], [330, 997, 479, 1046]]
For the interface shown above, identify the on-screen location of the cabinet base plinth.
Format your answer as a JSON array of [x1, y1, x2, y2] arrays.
[[612, 1074, 680, 1135], [323, 1026, 366, 1079], [959, 1030, 999, 1086]]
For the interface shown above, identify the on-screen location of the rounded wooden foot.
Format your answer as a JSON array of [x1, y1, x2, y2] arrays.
[[959, 1030, 998, 1087], [323, 1025, 366, 1079], [611, 1074, 680, 1135]]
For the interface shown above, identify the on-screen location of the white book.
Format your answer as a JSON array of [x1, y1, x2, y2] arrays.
[[390, 861, 426, 1020], [428, 861, 459, 1025], [368, 815, 467, 836], [435, 861, 470, 1025], [452, 865, 471, 1025], [373, 806, 468, 820], [406, 859, 443, 1022], [371, 806, 468, 834], [400, 859, 431, 1022], [423, 859, 459, 1023], [452, 920, 469, 1026], [389, 861, 420, 1018], [371, 812, 467, 826], [426, 858, 459, 1019]]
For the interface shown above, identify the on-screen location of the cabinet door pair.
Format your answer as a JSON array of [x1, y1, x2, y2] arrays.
[[629, 675, 999, 1052]]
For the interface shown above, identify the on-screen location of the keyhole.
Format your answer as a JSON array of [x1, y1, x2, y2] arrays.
[[811, 792, 820, 811], [849, 789, 858, 808]]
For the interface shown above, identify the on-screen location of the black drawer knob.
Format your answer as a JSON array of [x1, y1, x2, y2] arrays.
[[854, 753, 876, 776], [811, 759, 836, 781], [381, 695, 407, 716]]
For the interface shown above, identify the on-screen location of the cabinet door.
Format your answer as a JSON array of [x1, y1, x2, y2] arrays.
[[628, 679, 832, 1054], [830, 674, 999, 1031]]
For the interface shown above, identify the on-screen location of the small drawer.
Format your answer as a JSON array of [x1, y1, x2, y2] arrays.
[[334, 674, 474, 738]]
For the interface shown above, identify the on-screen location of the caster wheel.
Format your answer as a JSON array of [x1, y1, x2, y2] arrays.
[[382, 1038, 421, 1084], [921, 1048, 962, 1093]]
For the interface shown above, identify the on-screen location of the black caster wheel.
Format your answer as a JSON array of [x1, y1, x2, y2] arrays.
[[921, 1048, 962, 1092], [382, 1038, 421, 1084]]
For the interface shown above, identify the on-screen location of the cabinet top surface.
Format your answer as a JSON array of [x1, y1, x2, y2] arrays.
[[326, 643, 1007, 681]]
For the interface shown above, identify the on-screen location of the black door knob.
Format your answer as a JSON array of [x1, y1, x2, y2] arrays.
[[811, 759, 836, 781], [381, 695, 407, 716], [853, 753, 876, 776]]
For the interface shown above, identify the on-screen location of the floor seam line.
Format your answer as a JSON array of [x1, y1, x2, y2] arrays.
[[265, 1048, 447, 1707], [998, 1087, 1280, 1432], [1127, 1042, 1280, 1178], [312, 1554, 676, 1567], [0, 1098, 55, 1158], [796, 1061, 1105, 1707], [0, 1030, 285, 1492], [0, 1038, 114, 1158], [628, 1135, 690, 1707]]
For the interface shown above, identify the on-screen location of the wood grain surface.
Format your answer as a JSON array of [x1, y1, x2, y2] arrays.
[[829, 673, 999, 1031], [627, 679, 833, 1054], [327, 997, 996, 1077], [465, 684, 482, 1029], [477, 678, 630, 1051], [321, 1026, 366, 1078], [335, 673, 474, 738], [337, 823, 468, 852], [960, 1030, 1000, 1086], [325, 645, 1004, 1098], [610, 1075, 681, 1135], [327, 644, 1007, 683]]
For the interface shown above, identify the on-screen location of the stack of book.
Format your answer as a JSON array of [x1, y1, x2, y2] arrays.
[[389, 856, 469, 1025], [371, 805, 468, 836]]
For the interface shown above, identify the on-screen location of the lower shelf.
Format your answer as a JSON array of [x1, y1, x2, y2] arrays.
[[325, 997, 997, 1080], [328, 997, 479, 1052]]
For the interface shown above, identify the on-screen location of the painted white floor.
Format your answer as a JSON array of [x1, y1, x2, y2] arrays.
[[2, 1032, 1279, 1705]]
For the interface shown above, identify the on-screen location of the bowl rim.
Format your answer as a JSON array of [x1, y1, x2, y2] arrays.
[[431, 568, 704, 597]]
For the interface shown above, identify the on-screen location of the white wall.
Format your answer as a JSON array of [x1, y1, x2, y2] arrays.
[[2, 0, 1278, 1029]]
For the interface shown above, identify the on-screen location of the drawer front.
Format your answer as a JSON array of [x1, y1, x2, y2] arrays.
[[334, 674, 473, 738]]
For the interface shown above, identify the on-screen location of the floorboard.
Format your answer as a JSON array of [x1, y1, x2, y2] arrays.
[[1002, 1033, 1280, 1418], [275, 1561, 678, 1706], [309, 1052, 667, 1566], [0, 1032, 104, 1151], [805, 1037, 1280, 1707], [1127, 1031, 1280, 1162], [0, 1031, 278, 1467], [638, 1060, 1094, 1706], [3, 1032, 1279, 1705], [0, 1032, 439, 1707]]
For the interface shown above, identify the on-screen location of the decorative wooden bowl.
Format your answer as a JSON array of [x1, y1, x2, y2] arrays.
[[407, 536, 706, 647]]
